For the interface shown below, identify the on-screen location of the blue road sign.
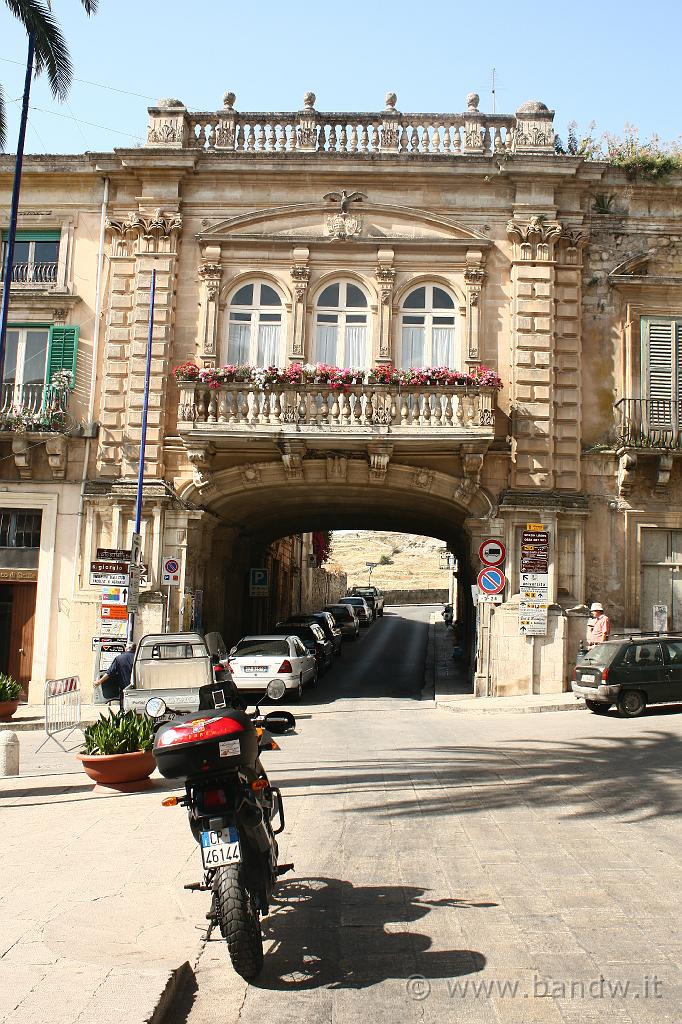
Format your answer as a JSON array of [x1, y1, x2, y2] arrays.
[[477, 566, 505, 595], [249, 568, 269, 597]]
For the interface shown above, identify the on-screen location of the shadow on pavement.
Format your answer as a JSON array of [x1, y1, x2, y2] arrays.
[[253, 876, 488, 991]]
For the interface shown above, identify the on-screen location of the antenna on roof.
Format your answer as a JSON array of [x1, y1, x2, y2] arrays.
[[491, 68, 496, 114]]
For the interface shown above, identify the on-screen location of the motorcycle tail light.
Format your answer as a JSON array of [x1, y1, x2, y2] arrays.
[[156, 716, 245, 748], [202, 787, 228, 808], [278, 660, 292, 673], [251, 779, 269, 792]]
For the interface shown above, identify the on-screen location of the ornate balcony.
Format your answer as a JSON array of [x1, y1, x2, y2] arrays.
[[177, 380, 497, 455], [146, 92, 555, 158], [616, 398, 682, 449], [6, 261, 58, 286]]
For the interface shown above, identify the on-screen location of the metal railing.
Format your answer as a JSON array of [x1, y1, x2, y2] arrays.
[[0, 381, 70, 429], [4, 261, 58, 285], [616, 398, 682, 449], [178, 381, 496, 432]]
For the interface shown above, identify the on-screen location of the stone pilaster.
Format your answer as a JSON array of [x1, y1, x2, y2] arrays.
[[100, 211, 182, 479], [507, 216, 562, 490], [464, 249, 486, 365], [197, 246, 222, 365], [554, 232, 587, 491], [375, 248, 395, 360], [289, 247, 310, 360]]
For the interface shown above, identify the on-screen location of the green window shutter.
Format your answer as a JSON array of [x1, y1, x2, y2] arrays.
[[46, 325, 79, 384], [2, 230, 61, 241]]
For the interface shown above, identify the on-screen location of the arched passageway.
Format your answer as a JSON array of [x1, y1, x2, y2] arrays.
[[178, 458, 493, 674]]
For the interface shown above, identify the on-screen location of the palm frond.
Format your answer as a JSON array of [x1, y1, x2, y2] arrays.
[[79, 0, 98, 12], [4, 0, 72, 99], [0, 84, 6, 151]]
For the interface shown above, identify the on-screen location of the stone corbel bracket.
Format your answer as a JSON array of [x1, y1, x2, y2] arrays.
[[11, 436, 32, 480], [45, 435, 68, 480], [617, 450, 637, 497], [454, 449, 485, 502], [655, 453, 674, 493], [326, 454, 348, 481], [367, 441, 393, 483], [186, 442, 216, 494], [280, 439, 307, 480]]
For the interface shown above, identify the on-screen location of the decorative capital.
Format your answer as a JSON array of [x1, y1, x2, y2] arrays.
[[280, 440, 306, 480], [107, 210, 182, 255], [507, 216, 563, 262], [375, 265, 396, 304], [367, 442, 393, 483], [290, 264, 311, 301]]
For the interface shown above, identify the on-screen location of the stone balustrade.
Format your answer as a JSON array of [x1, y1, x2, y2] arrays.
[[177, 381, 496, 434], [147, 92, 555, 157]]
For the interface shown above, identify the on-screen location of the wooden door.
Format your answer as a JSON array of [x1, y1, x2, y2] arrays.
[[641, 530, 682, 631], [7, 583, 37, 697]]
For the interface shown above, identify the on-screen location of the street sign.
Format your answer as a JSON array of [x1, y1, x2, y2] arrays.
[[95, 640, 125, 672], [653, 604, 668, 632], [162, 556, 181, 587], [130, 532, 142, 567], [477, 567, 506, 596], [527, 522, 547, 532], [96, 547, 131, 562], [478, 593, 503, 604], [127, 567, 141, 613], [98, 619, 128, 638], [520, 524, 550, 636], [479, 539, 506, 567], [100, 604, 128, 621], [249, 568, 269, 597], [90, 560, 130, 587], [100, 585, 128, 606]]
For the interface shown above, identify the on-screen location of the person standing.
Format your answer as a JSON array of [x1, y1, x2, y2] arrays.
[[586, 603, 610, 648], [94, 642, 136, 706]]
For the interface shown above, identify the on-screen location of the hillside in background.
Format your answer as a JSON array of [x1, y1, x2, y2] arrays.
[[329, 531, 449, 592]]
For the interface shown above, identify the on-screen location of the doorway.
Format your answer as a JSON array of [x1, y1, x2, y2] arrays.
[[0, 582, 37, 698], [640, 529, 682, 631]]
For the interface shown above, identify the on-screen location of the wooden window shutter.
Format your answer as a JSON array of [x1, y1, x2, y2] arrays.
[[644, 318, 676, 427], [46, 325, 79, 383]]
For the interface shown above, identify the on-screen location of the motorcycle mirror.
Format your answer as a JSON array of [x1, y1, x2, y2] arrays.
[[266, 678, 287, 702], [145, 696, 166, 720], [263, 710, 296, 734]]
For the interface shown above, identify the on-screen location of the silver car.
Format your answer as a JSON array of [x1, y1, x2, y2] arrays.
[[227, 634, 317, 701]]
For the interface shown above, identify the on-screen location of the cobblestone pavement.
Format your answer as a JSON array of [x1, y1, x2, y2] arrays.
[[169, 607, 682, 1024]]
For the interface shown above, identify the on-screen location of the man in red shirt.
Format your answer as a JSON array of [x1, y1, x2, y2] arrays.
[[586, 603, 610, 648]]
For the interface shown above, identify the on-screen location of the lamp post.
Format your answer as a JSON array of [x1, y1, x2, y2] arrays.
[[0, 34, 35, 377], [366, 561, 378, 586]]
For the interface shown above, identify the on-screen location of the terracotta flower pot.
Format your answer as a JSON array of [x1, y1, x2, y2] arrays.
[[0, 700, 19, 721], [77, 750, 156, 788]]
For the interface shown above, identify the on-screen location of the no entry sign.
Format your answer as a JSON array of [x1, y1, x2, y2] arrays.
[[479, 538, 506, 567], [477, 566, 506, 596]]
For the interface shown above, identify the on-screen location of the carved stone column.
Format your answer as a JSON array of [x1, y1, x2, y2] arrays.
[[375, 249, 395, 361], [380, 93, 401, 153], [215, 92, 237, 149], [507, 215, 563, 490], [198, 247, 222, 366], [289, 247, 310, 360], [297, 93, 318, 151], [463, 93, 488, 155], [464, 249, 486, 365]]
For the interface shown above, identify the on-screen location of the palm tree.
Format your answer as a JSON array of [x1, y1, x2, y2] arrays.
[[0, 0, 98, 151]]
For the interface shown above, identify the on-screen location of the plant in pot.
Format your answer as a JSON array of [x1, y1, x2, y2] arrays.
[[78, 709, 156, 788], [0, 674, 23, 720]]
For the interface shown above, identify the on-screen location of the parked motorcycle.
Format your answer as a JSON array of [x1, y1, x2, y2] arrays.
[[442, 603, 454, 627], [149, 679, 295, 980]]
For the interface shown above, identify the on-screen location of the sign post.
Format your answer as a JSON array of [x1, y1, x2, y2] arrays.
[[518, 523, 549, 637], [128, 271, 156, 644], [162, 556, 181, 632]]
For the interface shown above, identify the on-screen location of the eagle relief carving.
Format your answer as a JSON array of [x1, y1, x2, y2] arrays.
[[323, 189, 367, 240]]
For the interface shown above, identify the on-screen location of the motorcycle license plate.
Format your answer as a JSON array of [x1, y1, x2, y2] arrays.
[[200, 826, 241, 868]]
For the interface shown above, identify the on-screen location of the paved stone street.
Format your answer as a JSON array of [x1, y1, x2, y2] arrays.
[[1, 606, 682, 1024]]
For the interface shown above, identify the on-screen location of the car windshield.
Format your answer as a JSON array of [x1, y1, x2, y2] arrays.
[[326, 606, 351, 619], [579, 641, 622, 666], [343, 598, 364, 606], [233, 640, 289, 657], [274, 626, 314, 642], [138, 642, 206, 661]]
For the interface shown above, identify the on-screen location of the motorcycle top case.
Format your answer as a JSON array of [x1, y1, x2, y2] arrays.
[[153, 708, 258, 779]]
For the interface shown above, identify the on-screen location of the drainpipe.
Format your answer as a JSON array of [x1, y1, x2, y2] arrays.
[[70, 176, 109, 602]]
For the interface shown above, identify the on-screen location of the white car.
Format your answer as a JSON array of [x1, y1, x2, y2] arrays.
[[227, 634, 317, 701]]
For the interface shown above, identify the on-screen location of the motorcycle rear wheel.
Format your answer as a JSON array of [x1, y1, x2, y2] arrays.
[[215, 864, 264, 980]]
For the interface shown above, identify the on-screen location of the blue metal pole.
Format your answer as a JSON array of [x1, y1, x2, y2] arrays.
[[0, 34, 35, 377], [127, 269, 156, 643]]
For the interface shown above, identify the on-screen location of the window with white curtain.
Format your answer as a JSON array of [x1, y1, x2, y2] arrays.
[[399, 285, 457, 368], [225, 281, 283, 366], [314, 281, 369, 368]]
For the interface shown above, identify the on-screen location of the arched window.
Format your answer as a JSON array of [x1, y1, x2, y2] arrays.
[[226, 281, 283, 366], [399, 284, 457, 368], [314, 280, 369, 368]]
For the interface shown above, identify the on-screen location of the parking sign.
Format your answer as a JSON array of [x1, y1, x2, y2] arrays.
[[249, 568, 269, 597], [162, 556, 181, 587]]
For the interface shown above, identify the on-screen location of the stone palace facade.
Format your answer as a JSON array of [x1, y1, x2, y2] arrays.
[[1, 89, 681, 700]]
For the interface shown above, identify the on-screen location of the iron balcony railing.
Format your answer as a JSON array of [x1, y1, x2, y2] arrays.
[[0, 381, 70, 430], [616, 397, 682, 449], [4, 261, 58, 285]]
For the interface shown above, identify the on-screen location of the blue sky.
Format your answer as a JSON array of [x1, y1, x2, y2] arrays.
[[0, 0, 678, 155]]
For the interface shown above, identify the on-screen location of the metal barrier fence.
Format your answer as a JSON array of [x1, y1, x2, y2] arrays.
[[36, 675, 82, 752]]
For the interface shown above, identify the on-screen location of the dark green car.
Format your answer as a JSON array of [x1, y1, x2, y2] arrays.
[[572, 635, 682, 717]]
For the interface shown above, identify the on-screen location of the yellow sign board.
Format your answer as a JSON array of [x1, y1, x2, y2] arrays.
[[526, 522, 547, 532]]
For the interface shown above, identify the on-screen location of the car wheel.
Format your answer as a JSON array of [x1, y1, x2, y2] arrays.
[[307, 666, 318, 689], [585, 700, 612, 715], [618, 690, 646, 718], [291, 678, 303, 703], [379, 610, 384, 617]]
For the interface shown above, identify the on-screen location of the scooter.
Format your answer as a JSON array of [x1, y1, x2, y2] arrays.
[[442, 603, 454, 627], [149, 679, 295, 980]]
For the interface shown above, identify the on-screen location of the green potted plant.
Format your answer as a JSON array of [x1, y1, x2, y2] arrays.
[[0, 674, 22, 720], [78, 709, 156, 788]]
